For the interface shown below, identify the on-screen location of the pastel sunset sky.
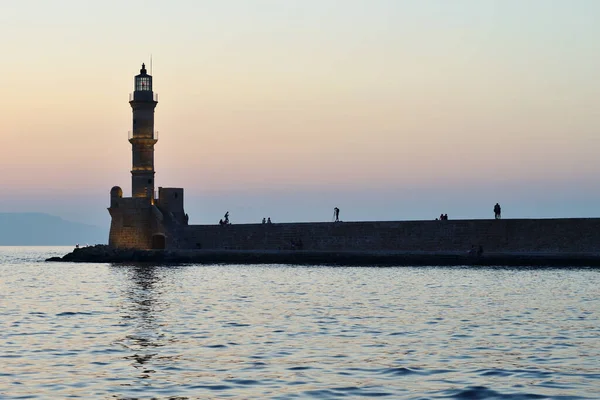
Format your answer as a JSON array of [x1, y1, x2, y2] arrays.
[[1, 0, 599, 228]]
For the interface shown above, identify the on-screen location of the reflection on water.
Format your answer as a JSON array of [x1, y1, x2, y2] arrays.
[[0, 247, 599, 399], [116, 266, 168, 381]]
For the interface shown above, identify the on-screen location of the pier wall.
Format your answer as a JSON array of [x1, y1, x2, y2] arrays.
[[179, 218, 600, 254]]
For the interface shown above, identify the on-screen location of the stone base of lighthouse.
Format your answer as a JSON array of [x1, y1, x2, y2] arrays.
[[108, 186, 187, 250]]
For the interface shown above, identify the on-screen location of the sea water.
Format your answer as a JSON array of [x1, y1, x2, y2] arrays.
[[0, 246, 599, 399]]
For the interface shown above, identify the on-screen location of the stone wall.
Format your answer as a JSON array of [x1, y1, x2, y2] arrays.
[[108, 198, 165, 249], [178, 218, 600, 254], [156, 187, 187, 226]]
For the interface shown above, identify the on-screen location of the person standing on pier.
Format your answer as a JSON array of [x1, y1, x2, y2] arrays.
[[334, 207, 340, 222], [494, 203, 501, 219]]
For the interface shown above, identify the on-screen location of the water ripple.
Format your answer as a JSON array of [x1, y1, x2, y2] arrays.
[[0, 247, 599, 399]]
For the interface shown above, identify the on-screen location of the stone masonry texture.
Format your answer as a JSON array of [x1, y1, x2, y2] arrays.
[[173, 218, 600, 254]]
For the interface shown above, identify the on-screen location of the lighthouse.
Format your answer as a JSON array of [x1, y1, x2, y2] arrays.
[[129, 63, 158, 199], [108, 65, 186, 250]]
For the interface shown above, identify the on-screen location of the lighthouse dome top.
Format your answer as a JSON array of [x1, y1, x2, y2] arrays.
[[135, 63, 151, 78]]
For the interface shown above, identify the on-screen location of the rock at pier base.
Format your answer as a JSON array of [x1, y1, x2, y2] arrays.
[[45, 245, 600, 267]]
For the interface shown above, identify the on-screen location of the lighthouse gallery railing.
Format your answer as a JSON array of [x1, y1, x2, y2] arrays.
[[128, 131, 159, 140]]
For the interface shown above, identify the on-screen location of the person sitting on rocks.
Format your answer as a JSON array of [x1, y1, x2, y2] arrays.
[[468, 245, 477, 256]]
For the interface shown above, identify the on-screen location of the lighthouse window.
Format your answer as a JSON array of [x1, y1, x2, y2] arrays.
[[136, 77, 151, 91]]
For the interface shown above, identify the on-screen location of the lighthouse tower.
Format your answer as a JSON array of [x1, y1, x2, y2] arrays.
[[108, 65, 187, 250], [129, 63, 158, 198]]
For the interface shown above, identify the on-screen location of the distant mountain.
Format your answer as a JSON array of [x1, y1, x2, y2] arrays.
[[0, 213, 107, 245]]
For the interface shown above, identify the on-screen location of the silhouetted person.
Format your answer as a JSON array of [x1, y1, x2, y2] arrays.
[[219, 219, 224, 226], [494, 203, 501, 219], [267, 217, 272, 224], [444, 214, 448, 220], [440, 213, 444, 221], [334, 207, 340, 222], [224, 211, 229, 224], [262, 217, 266, 224]]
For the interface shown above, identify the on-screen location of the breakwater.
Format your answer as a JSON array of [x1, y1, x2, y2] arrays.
[[46, 245, 600, 266], [177, 218, 600, 253], [48, 218, 600, 265]]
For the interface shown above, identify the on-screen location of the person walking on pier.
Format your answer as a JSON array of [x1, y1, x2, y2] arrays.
[[494, 203, 501, 219], [333, 207, 340, 222]]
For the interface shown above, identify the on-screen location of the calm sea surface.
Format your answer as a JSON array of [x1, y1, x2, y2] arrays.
[[1, 246, 599, 399]]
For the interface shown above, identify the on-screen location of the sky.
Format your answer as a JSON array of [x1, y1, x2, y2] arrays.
[[1, 0, 599, 228]]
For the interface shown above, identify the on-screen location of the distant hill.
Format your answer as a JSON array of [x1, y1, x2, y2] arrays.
[[0, 213, 107, 245]]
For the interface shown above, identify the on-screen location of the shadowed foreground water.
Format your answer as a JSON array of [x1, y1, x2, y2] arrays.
[[1, 247, 599, 399]]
